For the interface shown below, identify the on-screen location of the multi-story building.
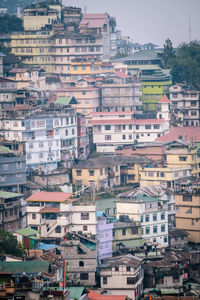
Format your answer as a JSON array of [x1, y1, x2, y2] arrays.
[[0, 52, 5, 76], [0, 105, 78, 171], [90, 97, 170, 153], [100, 254, 143, 300], [79, 13, 117, 59], [0, 191, 26, 231], [175, 190, 200, 244], [140, 166, 191, 189], [72, 155, 152, 191], [61, 233, 97, 286], [0, 145, 26, 193], [77, 113, 89, 159], [170, 84, 200, 127], [96, 212, 113, 263], [100, 73, 142, 112], [0, 77, 17, 110], [117, 189, 169, 247], [56, 85, 101, 115], [112, 218, 144, 253]]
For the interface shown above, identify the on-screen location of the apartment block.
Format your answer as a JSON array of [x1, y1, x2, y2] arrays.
[[100, 255, 143, 300], [170, 84, 200, 127], [117, 189, 169, 247], [0, 77, 17, 110], [0, 106, 78, 171]]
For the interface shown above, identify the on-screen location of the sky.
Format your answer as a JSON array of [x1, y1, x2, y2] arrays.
[[63, 0, 200, 47]]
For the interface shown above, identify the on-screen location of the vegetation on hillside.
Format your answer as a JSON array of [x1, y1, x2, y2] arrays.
[[0, 230, 25, 258], [0, 15, 23, 33]]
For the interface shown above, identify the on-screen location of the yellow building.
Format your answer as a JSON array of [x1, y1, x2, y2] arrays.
[[175, 191, 200, 243], [73, 155, 152, 191], [11, 30, 54, 74], [140, 166, 191, 189], [166, 141, 200, 178], [23, 1, 61, 31]]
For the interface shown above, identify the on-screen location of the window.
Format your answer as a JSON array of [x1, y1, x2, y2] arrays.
[[10, 209, 13, 216], [122, 135, 126, 140], [72, 128, 75, 135], [179, 156, 187, 161], [148, 172, 154, 177], [103, 277, 107, 284], [153, 226, 157, 233], [105, 125, 111, 130], [0, 175, 6, 182], [39, 153, 43, 159], [141, 215, 143, 222], [129, 125, 132, 130], [39, 142, 44, 148], [161, 212, 165, 220], [145, 215, 149, 222], [3, 164, 8, 170], [122, 125, 126, 130], [127, 277, 136, 284], [154, 124, 160, 129], [127, 267, 131, 272], [122, 228, 126, 236], [161, 224, 165, 232], [79, 261, 84, 267], [160, 172, 165, 177], [153, 213, 157, 221], [55, 226, 61, 233], [105, 135, 111, 140], [164, 236, 168, 243], [136, 125, 139, 130], [115, 267, 119, 271], [76, 170, 82, 176], [183, 195, 192, 202], [83, 225, 88, 231], [145, 227, 150, 234], [131, 227, 138, 234], [89, 170, 94, 176], [129, 134, 132, 140], [32, 213, 36, 220], [81, 212, 89, 220], [80, 273, 88, 280], [29, 143, 34, 149], [145, 125, 151, 129]]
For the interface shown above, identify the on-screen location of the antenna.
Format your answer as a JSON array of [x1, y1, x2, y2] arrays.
[[189, 14, 191, 42]]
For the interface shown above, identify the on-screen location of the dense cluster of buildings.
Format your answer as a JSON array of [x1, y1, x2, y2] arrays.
[[0, 1, 199, 299]]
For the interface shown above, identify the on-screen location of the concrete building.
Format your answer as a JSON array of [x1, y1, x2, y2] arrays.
[[72, 155, 152, 191], [0, 145, 26, 193], [79, 13, 117, 59], [100, 73, 142, 112], [61, 232, 97, 286], [112, 218, 144, 253], [0, 77, 17, 110], [170, 84, 200, 127], [96, 211, 113, 263], [117, 188, 169, 247], [175, 190, 200, 244], [168, 228, 188, 249], [100, 254, 143, 300], [0, 52, 5, 76], [0, 105, 78, 171], [0, 191, 26, 232]]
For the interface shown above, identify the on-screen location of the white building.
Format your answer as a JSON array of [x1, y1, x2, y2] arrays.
[[25, 191, 97, 239], [90, 98, 170, 153], [100, 254, 143, 300], [0, 106, 78, 171], [116, 188, 169, 247]]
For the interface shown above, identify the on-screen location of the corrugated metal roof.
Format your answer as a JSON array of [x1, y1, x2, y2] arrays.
[[0, 191, 22, 199], [0, 261, 49, 274], [15, 227, 38, 237], [26, 192, 72, 203], [156, 127, 200, 143]]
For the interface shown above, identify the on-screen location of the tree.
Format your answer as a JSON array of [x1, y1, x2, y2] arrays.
[[171, 41, 200, 89], [0, 15, 23, 34], [0, 230, 25, 258], [162, 38, 176, 69]]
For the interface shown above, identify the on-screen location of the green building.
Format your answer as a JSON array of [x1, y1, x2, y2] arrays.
[[123, 49, 172, 110]]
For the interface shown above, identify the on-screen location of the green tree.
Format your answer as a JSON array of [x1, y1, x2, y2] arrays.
[[162, 38, 176, 69], [171, 41, 200, 89], [0, 15, 23, 34], [0, 230, 25, 258]]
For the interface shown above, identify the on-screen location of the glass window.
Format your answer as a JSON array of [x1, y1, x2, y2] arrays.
[[145, 214, 149, 222], [161, 224, 165, 232]]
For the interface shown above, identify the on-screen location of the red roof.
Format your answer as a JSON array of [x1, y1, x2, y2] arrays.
[[26, 192, 72, 203], [114, 71, 130, 78], [9, 68, 30, 73], [88, 290, 127, 300], [91, 119, 134, 125], [39, 207, 60, 213], [90, 111, 133, 116], [160, 94, 170, 103], [80, 14, 107, 28], [91, 118, 165, 125], [134, 118, 165, 124], [156, 126, 200, 142]]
